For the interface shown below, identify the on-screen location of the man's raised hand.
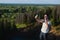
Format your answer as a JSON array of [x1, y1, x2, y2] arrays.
[[35, 15, 38, 19]]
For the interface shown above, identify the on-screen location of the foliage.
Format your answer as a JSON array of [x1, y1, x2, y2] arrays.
[[16, 24, 27, 28], [0, 5, 60, 29]]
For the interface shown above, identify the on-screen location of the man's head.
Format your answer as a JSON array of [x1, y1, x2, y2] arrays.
[[44, 14, 48, 20]]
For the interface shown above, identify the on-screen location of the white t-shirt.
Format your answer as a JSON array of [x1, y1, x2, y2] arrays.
[[41, 21, 51, 33]]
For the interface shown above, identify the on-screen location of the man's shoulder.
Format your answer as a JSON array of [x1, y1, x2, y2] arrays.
[[48, 21, 51, 24]]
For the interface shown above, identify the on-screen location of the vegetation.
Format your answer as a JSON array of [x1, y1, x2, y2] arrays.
[[0, 4, 60, 40], [16, 24, 27, 28]]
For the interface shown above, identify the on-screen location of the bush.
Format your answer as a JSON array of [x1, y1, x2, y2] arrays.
[[16, 24, 27, 28]]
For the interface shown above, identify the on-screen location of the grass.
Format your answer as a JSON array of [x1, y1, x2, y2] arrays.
[[50, 25, 60, 36], [16, 23, 27, 28]]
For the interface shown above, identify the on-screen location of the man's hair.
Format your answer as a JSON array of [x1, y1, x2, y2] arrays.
[[44, 13, 48, 16], [44, 13, 50, 20]]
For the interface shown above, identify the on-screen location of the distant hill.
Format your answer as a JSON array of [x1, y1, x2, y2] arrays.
[[0, 3, 59, 6]]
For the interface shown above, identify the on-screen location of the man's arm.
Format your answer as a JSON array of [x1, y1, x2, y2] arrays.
[[48, 21, 52, 31], [35, 15, 43, 23], [45, 20, 48, 28]]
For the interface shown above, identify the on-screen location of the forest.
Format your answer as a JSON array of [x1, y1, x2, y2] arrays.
[[0, 4, 60, 40]]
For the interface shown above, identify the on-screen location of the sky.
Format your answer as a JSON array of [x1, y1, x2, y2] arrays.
[[0, 0, 60, 4]]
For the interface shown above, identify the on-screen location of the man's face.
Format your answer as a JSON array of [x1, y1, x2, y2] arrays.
[[44, 14, 48, 20]]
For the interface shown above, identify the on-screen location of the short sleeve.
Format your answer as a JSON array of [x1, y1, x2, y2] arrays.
[[48, 21, 52, 26]]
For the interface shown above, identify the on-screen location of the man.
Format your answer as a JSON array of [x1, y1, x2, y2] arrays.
[[35, 14, 51, 40]]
